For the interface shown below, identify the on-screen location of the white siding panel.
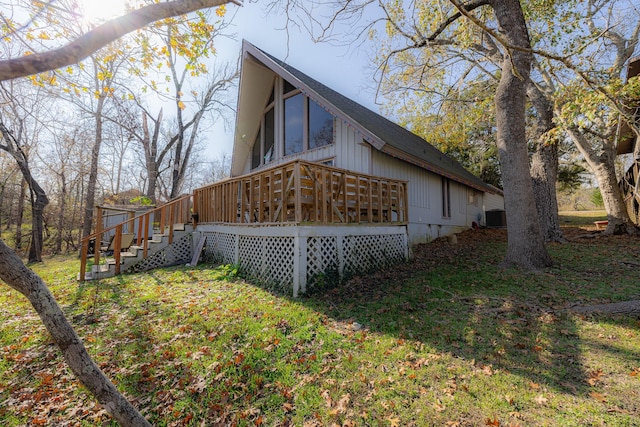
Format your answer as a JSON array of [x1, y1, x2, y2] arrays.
[[370, 150, 493, 244], [484, 192, 505, 211], [333, 120, 371, 174]]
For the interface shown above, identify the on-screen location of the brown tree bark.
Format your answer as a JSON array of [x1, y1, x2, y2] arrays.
[[565, 127, 638, 235], [0, 240, 151, 426], [142, 110, 162, 205], [527, 82, 565, 243], [573, 299, 640, 315], [14, 178, 25, 252], [81, 93, 105, 242], [489, 0, 553, 268], [0, 120, 48, 262], [54, 172, 67, 254]]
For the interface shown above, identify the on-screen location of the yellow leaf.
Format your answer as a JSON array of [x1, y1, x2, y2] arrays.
[[178, 101, 186, 110], [216, 5, 226, 17]]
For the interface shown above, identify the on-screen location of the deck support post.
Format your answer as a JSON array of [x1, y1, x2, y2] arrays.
[[337, 235, 345, 281], [293, 232, 308, 297]]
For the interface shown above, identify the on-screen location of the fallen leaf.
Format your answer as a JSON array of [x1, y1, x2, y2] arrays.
[[485, 417, 500, 426], [534, 394, 548, 405], [387, 416, 401, 427], [321, 390, 333, 408], [590, 392, 607, 403], [282, 403, 294, 413], [483, 365, 494, 376], [587, 369, 603, 386], [528, 382, 540, 390]]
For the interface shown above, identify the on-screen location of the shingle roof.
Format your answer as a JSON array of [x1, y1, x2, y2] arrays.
[[245, 42, 500, 194]]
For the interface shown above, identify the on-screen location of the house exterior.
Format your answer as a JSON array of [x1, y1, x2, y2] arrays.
[[80, 41, 504, 296], [231, 41, 503, 245]]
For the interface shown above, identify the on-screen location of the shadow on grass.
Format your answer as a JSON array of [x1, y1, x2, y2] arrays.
[[293, 229, 640, 399]]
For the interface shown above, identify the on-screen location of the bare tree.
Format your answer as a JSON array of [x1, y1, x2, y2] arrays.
[[0, 1, 241, 424], [0, 80, 52, 262]]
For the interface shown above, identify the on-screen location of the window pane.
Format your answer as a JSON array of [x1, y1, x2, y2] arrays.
[[309, 99, 334, 149], [251, 129, 261, 169], [284, 93, 304, 156], [264, 108, 275, 164], [442, 178, 451, 218]]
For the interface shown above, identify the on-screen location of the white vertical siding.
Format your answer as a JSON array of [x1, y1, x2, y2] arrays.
[[332, 120, 371, 174], [484, 192, 505, 211], [370, 150, 494, 244]]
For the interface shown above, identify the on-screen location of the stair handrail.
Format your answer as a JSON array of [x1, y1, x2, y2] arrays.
[[79, 194, 192, 281]]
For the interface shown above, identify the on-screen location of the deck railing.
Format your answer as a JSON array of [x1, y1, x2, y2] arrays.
[[79, 195, 192, 281], [193, 160, 408, 225]]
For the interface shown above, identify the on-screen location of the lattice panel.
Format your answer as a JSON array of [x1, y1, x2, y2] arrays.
[[342, 233, 405, 276], [238, 235, 295, 288], [201, 232, 236, 264], [306, 236, 338, 289], [127, 234, 193, 274]]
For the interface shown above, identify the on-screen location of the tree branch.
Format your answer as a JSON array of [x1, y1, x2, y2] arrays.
[[0, 0, 241, 81]]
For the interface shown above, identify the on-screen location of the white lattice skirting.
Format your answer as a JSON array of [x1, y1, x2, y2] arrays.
[[198, 224, 408, 297]]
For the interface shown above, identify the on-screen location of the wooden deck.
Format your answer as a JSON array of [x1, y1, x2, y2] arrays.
[[79, 160, 408, 281], [192, 160, 408, 225]]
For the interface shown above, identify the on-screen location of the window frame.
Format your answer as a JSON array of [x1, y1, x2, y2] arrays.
[[442, 177, 451, 219], [250, 78, 336, 171]]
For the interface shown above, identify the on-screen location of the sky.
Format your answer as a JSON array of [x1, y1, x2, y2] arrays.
[[200, 1, 385, 161]]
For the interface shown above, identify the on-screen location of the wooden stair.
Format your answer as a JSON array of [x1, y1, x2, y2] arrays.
[[79, 195, 195, 281], [82, 224, 194, 280]]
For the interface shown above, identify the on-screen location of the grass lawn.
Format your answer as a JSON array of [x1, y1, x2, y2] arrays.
[[1, 222, 639, 426], [558, 210, 608, 226]]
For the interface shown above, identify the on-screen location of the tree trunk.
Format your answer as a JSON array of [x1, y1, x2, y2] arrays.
[[81, 95, 105, 240], [565, 127, 638, 235], [0, 240, 151, 426], [142, 111, 161, 205], [593, 161, 637, 234], [573, 299, 640, 315], [28, 181, 48, 263], [0, 121, 48, 261], [530, 143, 564, 241], [170, 106, 185, 200], [490, 0, 553, 268], [527, 83, 564, 243], [55, 172, 67, 254], [15, 178, 25, 252]]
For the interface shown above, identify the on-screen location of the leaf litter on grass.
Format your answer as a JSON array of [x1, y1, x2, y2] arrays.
[[0, 227, 639, 426]]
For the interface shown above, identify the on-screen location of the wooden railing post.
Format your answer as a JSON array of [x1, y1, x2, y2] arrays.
[[80, 239, 88, 281], [114, 224, 123, 275], [192, 191, 199, 228], [168, 203, 175, 244], [142, 213, 150, 258], [294, 162, 302, 223]]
